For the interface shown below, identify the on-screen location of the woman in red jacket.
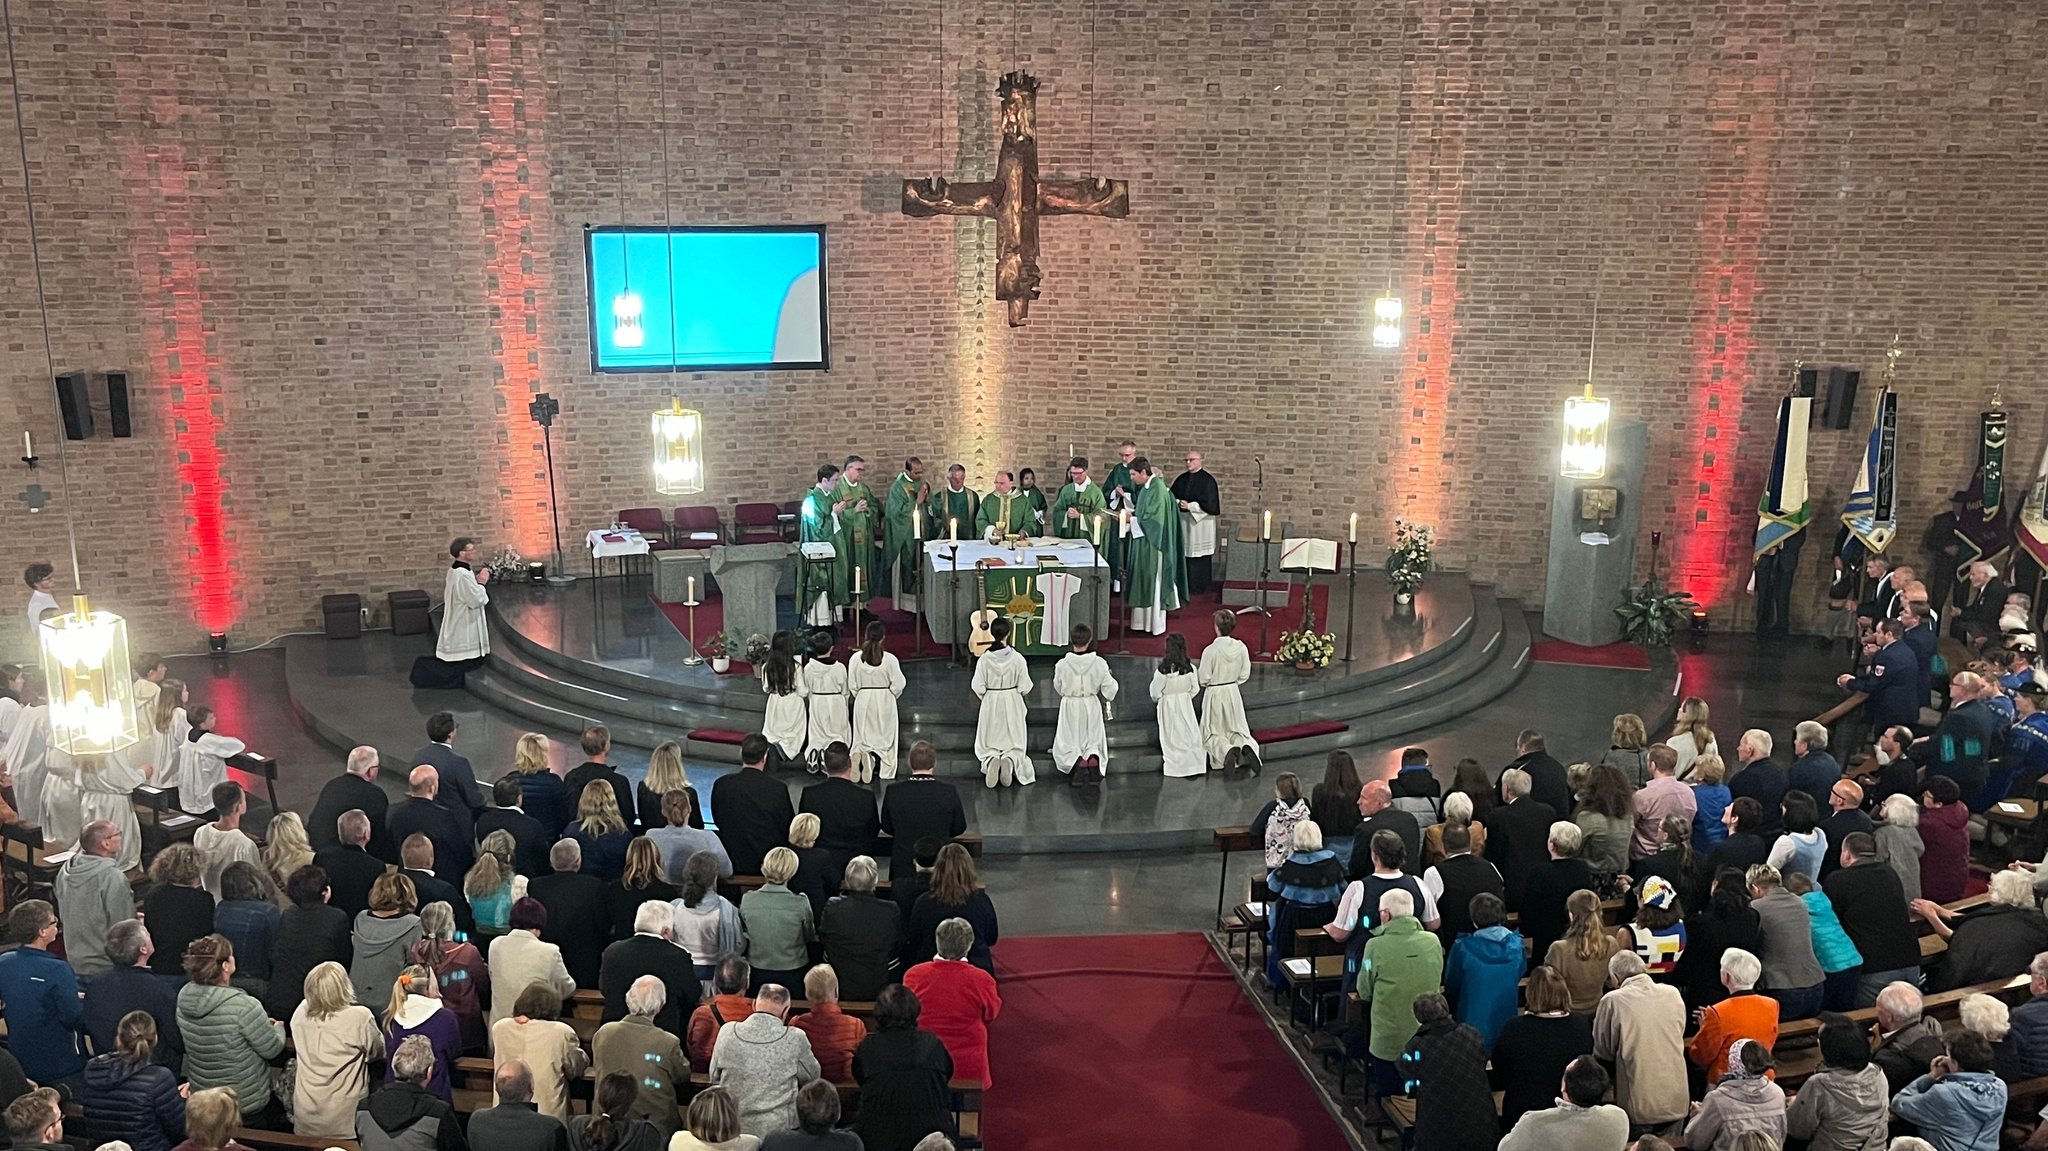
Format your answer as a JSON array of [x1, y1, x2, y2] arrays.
[[1917, 775, 1972, 904], [902, 918, 1002, 1088]]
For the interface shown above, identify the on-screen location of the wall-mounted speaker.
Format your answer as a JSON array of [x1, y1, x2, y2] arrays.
[[1795, 367, 1819, 399], [1823, 367, 1861, 430], [106, 371, 133, 438], [55, 372, 92, 439]]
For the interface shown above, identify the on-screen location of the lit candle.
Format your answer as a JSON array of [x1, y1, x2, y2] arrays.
[[1348, 512, 1358, 544], [21, 431, 29, 458], [854, 567, 864, 597], [1092, 514, 1103, 546], [913, 507, 923, 541], [1261, 509, 1272, 541], [687, 576, 695, 602], [949, 516, 958, 542]]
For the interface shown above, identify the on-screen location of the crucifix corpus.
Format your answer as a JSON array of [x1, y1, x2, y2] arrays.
[[901, 71, 1130, 327]]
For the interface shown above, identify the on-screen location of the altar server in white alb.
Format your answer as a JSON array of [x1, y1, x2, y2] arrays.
[[800, 628, 851, 772], [1199, 610, 1260, 772], [848, 621, 906, 781], [971, 617, 1035, 787], [437, 537, 492, 663], [144, 678, 189, 786], [176, 704, 247, 814], [1, 697, 51, 825], [1051, 624, 1118, 784], [1152, 633, 1205, 778], [759, 633, 809, 769]]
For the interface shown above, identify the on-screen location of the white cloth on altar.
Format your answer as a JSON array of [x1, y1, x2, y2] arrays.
[[1152, 670, 1205, 777], [971, 646, 1035, 785], [78, 755, 145, 870], [762, 674, 809, 760], [437, 565, 491, 661], [585, 529, 652, 559], [848, 651, 906, 781], [3, 703, 51, 824], [1181, 509, 1217, 558], [1199, 635, 1260, 771], [1035, 571, 1084, 641], [923, 540, 1108, 570], [1050, 651, 1117, 773], [801, 658, 851, 754], [177, 730, 247, 814]]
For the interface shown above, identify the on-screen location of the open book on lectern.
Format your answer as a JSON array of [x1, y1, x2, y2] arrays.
[[1278, 537, 1340, 573]]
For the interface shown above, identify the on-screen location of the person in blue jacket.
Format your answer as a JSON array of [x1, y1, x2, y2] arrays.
[[1889, 1028, 2008, 1151], [0, 900, 88, 1086], [1443, 891, 1525, 1052], [1837, 620, 1922, 732]]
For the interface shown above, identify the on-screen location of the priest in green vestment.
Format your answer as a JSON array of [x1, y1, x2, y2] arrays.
[[1018, 467, 1050, 532], [883, 456, 931, 608], [925, 463, 979, 543], [834, 454, 881, 606], [799, 462, 848, 625], [975, 471, 1038, 541], [1052, 456, 1109, 545], [1105, 440, 1140, 587], [1126, 456, 1187, 635]]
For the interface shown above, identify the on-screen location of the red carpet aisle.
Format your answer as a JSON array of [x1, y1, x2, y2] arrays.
[[986, 933, 1350, 1151]]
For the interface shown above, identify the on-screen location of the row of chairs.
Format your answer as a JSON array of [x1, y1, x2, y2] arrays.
[[617, 504, 799, 550]]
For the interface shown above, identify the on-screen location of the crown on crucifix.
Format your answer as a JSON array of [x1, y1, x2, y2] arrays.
[[997, 71, 1039, 99]]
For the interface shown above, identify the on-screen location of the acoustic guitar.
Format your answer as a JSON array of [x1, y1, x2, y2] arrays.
[[967, 559, 999, 656]]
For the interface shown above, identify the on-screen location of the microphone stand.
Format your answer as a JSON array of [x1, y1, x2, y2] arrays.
[[1256, 533, 1274, 658], [529, 393, 575, 585], [946, 540, 964, 666]]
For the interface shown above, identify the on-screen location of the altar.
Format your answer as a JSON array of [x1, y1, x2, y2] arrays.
[[921, 538, 1111, 654]]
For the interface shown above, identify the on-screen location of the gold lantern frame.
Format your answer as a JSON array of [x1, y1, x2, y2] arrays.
[[651, 398, 705, 495], [39, 595, 141, 755]]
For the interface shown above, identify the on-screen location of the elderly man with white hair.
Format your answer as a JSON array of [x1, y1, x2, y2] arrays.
[[309, 744, 398, 862], [708, 982, 821, 1138], [2002, 952, 2048, 1079], [1592, 949, 1688, 1134], [356, 1033, 462, 1151], [52, 819, 136, 976], [592, 975, 686, 1138], [1954, 560, 2010, 647], [598, 899, 700, 1039], [1353, 886, 1444, 1100], [1518, 821, 1597, 961], [1686, 948, 1778, 1073], [1728, 729, 1790, 837], [1914, 868, 2048, 992], [1912, 670, 2005, 802], [1485, 766, 1560, 913], [1787, 720, 1842, 811], [1872, 980, 1949, 1092]]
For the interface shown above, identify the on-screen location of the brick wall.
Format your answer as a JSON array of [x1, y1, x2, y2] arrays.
[[1, 0, 2043, 653]]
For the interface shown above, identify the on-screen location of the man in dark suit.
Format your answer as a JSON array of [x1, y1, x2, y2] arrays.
[[308, 746, 399, 864], [562, 725, 637, 832], [477, 775, 550, 878], [1817, 778, 1874, 880], [1727, 729, 1790, 837], [1348, 780, 1421, 881], [710, 734, 796, 876], [1913, 671, 2006, 803], [388, 766, 474, 885], [399, 832, 474, 934], [1953, 560, 2010, 647], [312, 809, 388, 920], [599, 900, 700, 1040], [800, 742, 882, 880], [1900, 601, 1939, 705], [1484, 768, 1558, 912], [1839, 620, 1923, 733], [890, 838, 941, 919], [879, 741, 968, 880], [465, 1061, 569, 1151], [412, 711, 485, 821], [1786, 720, 1843, 811], [529, 839, 608, 988], [1504, 730, 1573, 820], [1825, 832, 1924, 1007]]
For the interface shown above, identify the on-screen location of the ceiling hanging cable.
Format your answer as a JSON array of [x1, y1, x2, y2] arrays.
[[608, 0, 642, 348], [658, 0, 676, 381]]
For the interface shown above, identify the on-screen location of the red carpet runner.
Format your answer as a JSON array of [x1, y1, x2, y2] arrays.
[[986, 932, 1348, 1151], [1529, 638, 1653, 670]]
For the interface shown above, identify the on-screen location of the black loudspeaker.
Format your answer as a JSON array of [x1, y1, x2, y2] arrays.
[[106, 371, 133, 438], [1795, 366, 1819, 399], [1823, 367, 1861, 430], [55, 372, 92, 439]]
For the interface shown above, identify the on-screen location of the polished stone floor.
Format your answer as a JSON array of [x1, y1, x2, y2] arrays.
[[178, 625, 1844, 937]]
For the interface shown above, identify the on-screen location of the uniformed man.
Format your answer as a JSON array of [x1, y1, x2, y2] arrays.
[[1837, 619, 1922, 734]]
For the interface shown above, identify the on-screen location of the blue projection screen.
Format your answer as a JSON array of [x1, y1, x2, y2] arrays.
[[585, 225, 829, 372]]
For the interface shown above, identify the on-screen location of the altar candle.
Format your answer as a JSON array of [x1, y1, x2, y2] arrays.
[[687, 576, 695, 602], [21, 431, 29, 458], [1261, 509, 1272, 541], [1092, 514, 1103, 546], [949, 516, 958, 542], [1348, 512, 1358, 544], [913, 507, 923, 540], [854, 567, 863, 597]]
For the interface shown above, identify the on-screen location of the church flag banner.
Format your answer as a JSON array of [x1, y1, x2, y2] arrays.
[[2017, 438, 2048, 571], [1983, 409, 2010, 516], [1841, 388, 1899, 553], [1955, 409, 2017, 574], [1755, 395, 1813, 558]]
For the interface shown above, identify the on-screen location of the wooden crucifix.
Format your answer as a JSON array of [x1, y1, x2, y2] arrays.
[[902, 71, 1130, 327]]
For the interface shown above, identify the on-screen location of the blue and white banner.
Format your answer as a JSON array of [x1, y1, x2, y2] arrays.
[[1842, 388, 1898, 553], [1755, 395, 1813, 558]]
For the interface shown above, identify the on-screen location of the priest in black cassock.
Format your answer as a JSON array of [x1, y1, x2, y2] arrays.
[[1171, 450, 1222, 595]]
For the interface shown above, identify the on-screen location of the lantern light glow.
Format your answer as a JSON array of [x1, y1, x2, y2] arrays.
[[1560, 386, 1612, 479], [1371, 292, 1404, 349], [651, 399, 706, 495], [612, 291, 644, 348], [38, 595, 140, 755]]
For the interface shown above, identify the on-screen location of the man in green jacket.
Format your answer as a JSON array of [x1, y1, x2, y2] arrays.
[[1355, 888, 1443, 1099]]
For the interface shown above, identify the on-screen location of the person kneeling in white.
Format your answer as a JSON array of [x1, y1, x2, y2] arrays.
[[971, 617, 1034, 787], [1051, 624, 1116, 782], [1199, 610, 1260, 772]]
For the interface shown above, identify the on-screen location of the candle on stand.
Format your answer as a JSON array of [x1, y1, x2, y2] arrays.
[[913, 507, 923, 541], [1092, 514, 1103, 546], [949, 516, 958, 542], [854, 567, 864, 598], [1348, 512, 1358, 544], [687, 575, 696, 602], [1261, 509, 1272, 541]]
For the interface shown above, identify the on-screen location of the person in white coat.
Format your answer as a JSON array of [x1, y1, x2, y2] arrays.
[[1199, 610, 1261, 772], [436, 537, 492, 663], [143, 678, 189, 786], [799, 629, 850, 773], [0, 663, 25, 746], [176, 704, 247, 814], [759, 634, 808, 770], [847, 622, 905, 782], [971, 617, 1034, 787], [1152, 633, 1204, 778], [1051, 624, 1117, 785], [2, 699, 51, 825]]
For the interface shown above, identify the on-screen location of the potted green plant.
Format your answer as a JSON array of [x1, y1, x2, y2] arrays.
[[1276, 603, 1337, 672], [699, 630, 734, 673], [1385, 519, 1435, 604], [1615, 577, 1699, 648]]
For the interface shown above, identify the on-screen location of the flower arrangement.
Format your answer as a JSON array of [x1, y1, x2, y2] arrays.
[[1277, 603, 1337, 669], [487, 547, 525, 582], [743, 632, 772, 665], [1385, 519, 1435, 597]]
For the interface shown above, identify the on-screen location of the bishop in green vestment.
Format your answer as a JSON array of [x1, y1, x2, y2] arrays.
[[799, 463, 848, 625], [925, 464, 979, 543], [883, 457, 931, 607], [975, 472, 1038, 540], [1052, 458, 1109, 545], [1105, 441, 1140, 585], [1127, 456, 1187, 635], [834, 455, 881, 605]]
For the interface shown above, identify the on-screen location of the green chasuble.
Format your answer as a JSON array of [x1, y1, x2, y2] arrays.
[[1129, 474, 1188, 611], [799, 485, 848, 609], [1051, 479, 1108, 541], [926, 486, 980, 542], [1105, 462, 1139, 572], [974, 491, 1037, 539], [883, 472, 927, 596], [834, 476, 880, 601], [1020, 485, 1049, 531]]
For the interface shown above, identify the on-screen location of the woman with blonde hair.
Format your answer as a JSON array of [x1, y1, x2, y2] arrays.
[[1876, 792, 1925, 900], [180, 1087, 253, 1151], [671, 851, 744, 980], [905, 842, 999, 974], [637, 739, 701, 830], [1541, 889, 1617, 1014], [383, 962, 463, 1101], [607, 835, 680, 938], [176, 935, 285, 1124], [1691, 754, 1734, 853], [407, 900, 489, 1054], [1668, 697, 1719, 780], [260, 811, 314, 897], [1597, 713, 1651, 786], [671, 1084, 759, 1151], [741, 846, 817, 992], [289, 960, 384, 1137], [784, 810, 833, 914], [465, 828, 522, 934], [512, 730, 571, 837], [567, 779, 632, 881]]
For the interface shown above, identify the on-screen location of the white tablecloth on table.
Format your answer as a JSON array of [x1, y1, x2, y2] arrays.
[[586, 529, 652, 558], [920, 538, 1109, 571]]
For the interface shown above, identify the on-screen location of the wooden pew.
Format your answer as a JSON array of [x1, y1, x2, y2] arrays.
[[1214, 825, 1259, 924]]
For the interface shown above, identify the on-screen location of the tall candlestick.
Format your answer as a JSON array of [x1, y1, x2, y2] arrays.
[[949, 517, 958, 542], [854, 567, 864, 597], [1261, 509, 1272, 541], [687, 575, 695, 602], [1348, 512, 1358, 544]]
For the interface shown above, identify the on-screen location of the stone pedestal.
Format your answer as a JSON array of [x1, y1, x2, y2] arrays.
[[707, 542, 794, 642], [1543, 420, 1648, 646], [653, 551, 710, 603], [1221, 524, 1290, 608]]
